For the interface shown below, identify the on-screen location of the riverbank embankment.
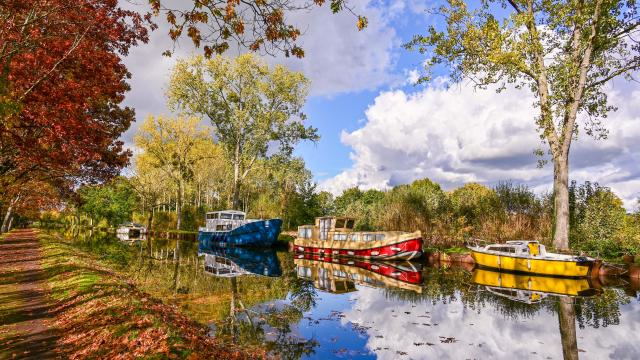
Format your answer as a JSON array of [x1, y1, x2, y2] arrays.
[[0, 229, 261, 359]]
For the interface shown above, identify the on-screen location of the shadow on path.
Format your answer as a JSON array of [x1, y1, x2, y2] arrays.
[[0, 229, 60, 359]]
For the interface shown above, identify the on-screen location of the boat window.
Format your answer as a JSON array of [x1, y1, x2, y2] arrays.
[[216, 224, 227, 231], [319, 218, 331, 240], [346, 219, 355, 229], [335, 219, 346, 228], [487, 246, 516, 253], [220, 213, 232, 220], [375, 234, 385, 241], [351, 234, 359, 241], [363, 234, 374, 242], [233, 214, 244, 220], [333, 233, 347, 241]]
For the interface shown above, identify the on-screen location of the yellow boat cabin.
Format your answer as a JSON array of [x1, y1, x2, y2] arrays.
[[467, 240, 600, 278]]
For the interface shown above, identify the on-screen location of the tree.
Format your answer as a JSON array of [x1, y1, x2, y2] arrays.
[[134, 116, 214, 230], [0, 1, 150, 189], [167, 54, 318, 209], [406, 0, 640, 249], [78, 177, 138, 228], [147, 0, 366, 58]]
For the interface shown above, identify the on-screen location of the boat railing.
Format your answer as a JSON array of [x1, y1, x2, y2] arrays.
[[465, 238, 491, 248]]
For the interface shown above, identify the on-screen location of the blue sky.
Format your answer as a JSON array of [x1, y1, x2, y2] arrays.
[[121, 0, 640, 209]]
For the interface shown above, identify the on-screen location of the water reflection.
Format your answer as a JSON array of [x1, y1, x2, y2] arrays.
[[295, 254, 423, 294], [472, 269, 602, 304], [63, 228, 640, 359], [199, 247, 282, 277]]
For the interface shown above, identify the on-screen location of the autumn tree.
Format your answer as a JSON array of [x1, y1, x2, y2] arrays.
[[406, 0, 640, 249], [147, 0, 366, 58], [167, 54, 318, 209], [134, 116, 215, 230], [0, 0, 150, 195]]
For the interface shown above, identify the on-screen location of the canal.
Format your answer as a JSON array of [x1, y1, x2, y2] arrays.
[[68, 230, 639, 359]]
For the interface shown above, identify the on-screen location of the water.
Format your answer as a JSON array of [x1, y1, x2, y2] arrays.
[[68, 230, 640, 359]]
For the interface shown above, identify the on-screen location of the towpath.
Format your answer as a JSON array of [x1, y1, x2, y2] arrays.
[[0, 229, 59, 359]]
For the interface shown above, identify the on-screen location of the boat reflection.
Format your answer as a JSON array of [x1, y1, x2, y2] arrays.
[[198, 246, 282, 277], [294, 254, 423, 294], [472, 269, 601, 304]]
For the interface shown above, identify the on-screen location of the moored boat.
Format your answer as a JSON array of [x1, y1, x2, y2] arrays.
[[467, 240, 600, 278], [197, 210, 282, 247], [116, 222, 147, 242], [293, 216, 423, 260]]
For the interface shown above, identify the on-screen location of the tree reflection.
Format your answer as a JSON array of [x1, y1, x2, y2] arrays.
[[558, 297, 578, 360]]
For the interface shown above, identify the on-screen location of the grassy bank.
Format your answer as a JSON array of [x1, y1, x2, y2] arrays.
[[38, 232, 261, 359]]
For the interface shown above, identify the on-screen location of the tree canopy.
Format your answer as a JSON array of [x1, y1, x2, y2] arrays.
[[167, 54, 318, 208]]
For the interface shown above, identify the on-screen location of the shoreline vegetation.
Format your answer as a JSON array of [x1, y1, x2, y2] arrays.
[[44, 178, 640, 263], [0, 229, 260, 360]]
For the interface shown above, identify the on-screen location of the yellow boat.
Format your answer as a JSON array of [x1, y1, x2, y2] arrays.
[[472, 269, 601, 300], [467, 240, 600, 278]]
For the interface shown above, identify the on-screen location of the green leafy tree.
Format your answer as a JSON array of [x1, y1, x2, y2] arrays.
[[79, 177, 138, 227], [449, 183, 503, 229], [134, 115, 213, 230], [167, 54, 318, 209], [406, 0, 640, 250]]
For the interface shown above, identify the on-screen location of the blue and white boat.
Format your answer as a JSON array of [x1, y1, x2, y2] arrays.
[[197, 210, 282, 247]]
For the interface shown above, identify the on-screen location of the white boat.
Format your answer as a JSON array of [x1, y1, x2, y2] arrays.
[[116, 222, 147, 241]]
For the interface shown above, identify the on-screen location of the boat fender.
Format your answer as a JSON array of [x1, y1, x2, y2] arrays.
[[391, 247, 401, 251], [527, 259, 531, 270], [347, 251, 355, 256], [371, 265, 379, 270], [371, 251, 380, 256], [332, 250, 339, 255]]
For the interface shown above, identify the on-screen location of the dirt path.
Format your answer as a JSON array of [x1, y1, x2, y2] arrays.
[[0, 229, 59, 359]]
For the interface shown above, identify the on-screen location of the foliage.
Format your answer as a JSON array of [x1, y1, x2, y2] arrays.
[[148, 0, 365, 58], [0, 0, 150, 190], [569, 181, 634, 257], [78, 177, 138, 228], [134, 115, 215, 230], [405, 0, 640, 249], [167, 54, 318, 208]]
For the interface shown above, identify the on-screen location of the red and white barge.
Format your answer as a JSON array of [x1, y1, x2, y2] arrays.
[[294, 216, 423, 261]]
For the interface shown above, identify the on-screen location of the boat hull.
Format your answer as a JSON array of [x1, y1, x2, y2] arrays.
[[198, 219, 282, 247], [294, 236, 423, 261], [469, 248, 596, 277]]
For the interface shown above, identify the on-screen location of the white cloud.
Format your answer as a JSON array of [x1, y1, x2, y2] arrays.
[[320, 80, 640, 209], [118, 0, 401, 147], [273, 0, 400, 96]]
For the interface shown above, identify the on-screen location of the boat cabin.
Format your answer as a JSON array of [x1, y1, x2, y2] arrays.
[[484, 240, 547, 257], [204, 210, 247, 232]]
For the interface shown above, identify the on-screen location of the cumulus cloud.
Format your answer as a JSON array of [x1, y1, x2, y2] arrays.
[[320, 80, 640, 209]]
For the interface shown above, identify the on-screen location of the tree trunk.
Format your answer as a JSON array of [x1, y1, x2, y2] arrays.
[[7, 216, 14, 231], [553, 154, 570, 250], [176, 181, 183, 230], [558, 297, 579, 360], [1, 197, 16, 233]]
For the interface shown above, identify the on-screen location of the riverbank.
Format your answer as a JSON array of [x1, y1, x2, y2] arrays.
[[0, 229, 261, 359]]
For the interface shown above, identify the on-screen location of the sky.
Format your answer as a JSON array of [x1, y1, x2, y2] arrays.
[[120, 0, 640, 209]]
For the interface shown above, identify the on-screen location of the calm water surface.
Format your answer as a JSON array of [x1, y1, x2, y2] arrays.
[[71, 230, 640, 359]]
